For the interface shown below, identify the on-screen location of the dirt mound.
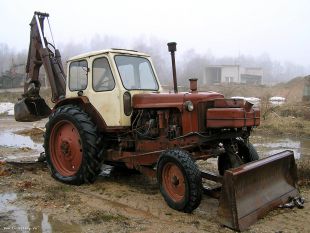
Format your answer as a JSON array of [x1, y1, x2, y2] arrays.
[[273, 76, 306, 103], [201, 75, 308, 103]]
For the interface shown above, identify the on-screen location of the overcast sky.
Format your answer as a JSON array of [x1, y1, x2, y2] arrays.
[[1, 0, 310, 66]]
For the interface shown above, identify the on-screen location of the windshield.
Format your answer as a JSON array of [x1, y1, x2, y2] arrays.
[[114, 55, 159, 90]]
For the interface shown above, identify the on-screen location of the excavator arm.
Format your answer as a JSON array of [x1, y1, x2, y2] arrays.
[[15, 12, 66, 122]]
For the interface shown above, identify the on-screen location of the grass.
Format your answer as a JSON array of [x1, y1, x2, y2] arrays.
[[0, 91, 23, 103], [256, 115, 310, 137], [256, 103, 310, 137], [0, 88, 53, 106], [43, 184, 71, 201], [297, 159, 310, 187], [81, 210, 129, 224]]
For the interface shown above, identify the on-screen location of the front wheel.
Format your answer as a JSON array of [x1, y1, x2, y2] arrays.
[[44, 105, 103, 185], [157, 149, 202, 213]]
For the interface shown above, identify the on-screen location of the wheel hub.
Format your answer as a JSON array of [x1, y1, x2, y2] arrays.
[[60, 140, 70, 155], [162, 162, 185, 202], [49, 120, 83, 176], [171, 175, 180, 186]]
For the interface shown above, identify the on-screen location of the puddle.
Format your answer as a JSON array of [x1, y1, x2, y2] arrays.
[[0, 192, 82, 233], [251, 135, 310, 160], [0, 131, 41, 149], [0, 131, 43, 162]]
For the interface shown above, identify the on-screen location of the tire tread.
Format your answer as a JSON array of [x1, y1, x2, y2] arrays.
[[44, 105, 104, 185], [157, 149, 202, 213]]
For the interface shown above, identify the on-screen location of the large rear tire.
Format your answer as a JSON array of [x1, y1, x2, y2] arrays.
[[44, 105, 103, 185], [157, 149, 202, 213], [218, 139, 259, 176]]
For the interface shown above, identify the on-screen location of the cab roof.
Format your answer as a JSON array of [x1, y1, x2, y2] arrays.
[[67, 49, 150, 62]]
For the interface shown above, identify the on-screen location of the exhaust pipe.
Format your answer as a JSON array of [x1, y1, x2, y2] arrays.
[[167, 42, 178, 93], [189, 78, 198, 93]]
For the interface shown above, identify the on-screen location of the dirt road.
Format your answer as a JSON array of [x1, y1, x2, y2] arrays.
[[1, 116, 310, 233]]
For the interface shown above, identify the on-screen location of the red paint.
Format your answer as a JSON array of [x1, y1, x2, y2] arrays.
[[49, 120, 83, 176]]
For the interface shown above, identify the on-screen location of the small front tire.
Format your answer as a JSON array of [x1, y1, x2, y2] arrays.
[[157, 149, 202, 213]]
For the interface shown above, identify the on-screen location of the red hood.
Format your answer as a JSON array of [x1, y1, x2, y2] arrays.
[[132, 92, 224, 110]]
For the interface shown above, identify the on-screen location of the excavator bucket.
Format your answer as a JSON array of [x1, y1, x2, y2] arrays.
[[14, 97, 51, 122], [218, 150, 299, 231]]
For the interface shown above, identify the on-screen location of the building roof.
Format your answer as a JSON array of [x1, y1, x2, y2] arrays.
[[206, 65, 262, 69], [206, 65, 240, 68]]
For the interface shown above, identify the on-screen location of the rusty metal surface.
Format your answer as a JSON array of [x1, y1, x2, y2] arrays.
[[167, 42, 178, 93], [189, 78, 198, 93], [201, 170, 223, 183], [26, 12, 66, 102], [212, 98, 245, 108], [16, 12, 66, 122], [207, 108, 260, 128], [132, 92, 259, 133], [217, 150, 299, 231], [132, 92, 224, 109], [14, 97, 51, 122]]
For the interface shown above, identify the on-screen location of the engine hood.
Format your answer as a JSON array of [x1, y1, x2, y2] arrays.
[[132, 91, 224, 110]]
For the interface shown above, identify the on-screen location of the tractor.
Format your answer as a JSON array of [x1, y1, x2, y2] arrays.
[[14, 12, 300, 231]]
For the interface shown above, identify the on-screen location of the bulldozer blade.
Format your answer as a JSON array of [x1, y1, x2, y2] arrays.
[[218, 150, 299, 231], [14, 97, 51, 122]]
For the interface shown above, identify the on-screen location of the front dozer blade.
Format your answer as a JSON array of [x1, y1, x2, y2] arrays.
[[218, 150, 299, 231], [14, 97, 51, 122]]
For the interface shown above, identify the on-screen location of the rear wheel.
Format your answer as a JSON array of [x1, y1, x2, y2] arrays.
[[218, 139, 259, 176], [44, 105, 104, 185], [157, 149, 202, 213], [238, 140, 259, 162]]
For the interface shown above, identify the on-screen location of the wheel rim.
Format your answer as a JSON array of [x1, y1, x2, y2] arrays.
[[162, 162, 186, 202], [50, 120, 83, 176]]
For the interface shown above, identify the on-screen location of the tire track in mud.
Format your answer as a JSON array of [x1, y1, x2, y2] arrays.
[[74, 188, 157, 219], [72, 187, 223, 232]]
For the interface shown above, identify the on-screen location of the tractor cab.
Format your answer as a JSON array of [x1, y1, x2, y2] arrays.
[[66, 49, 162, 127]]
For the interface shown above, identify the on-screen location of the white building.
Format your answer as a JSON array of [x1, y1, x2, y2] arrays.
[[204, 65, 263, 85]]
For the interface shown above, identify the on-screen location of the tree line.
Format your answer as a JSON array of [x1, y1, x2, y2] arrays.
[[1, 35, 309, 86]]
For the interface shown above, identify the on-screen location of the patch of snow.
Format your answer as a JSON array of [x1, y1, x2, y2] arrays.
[[0, 102, 14, 115], [231, 96, 261, 107], [269, 96, 286, 106]]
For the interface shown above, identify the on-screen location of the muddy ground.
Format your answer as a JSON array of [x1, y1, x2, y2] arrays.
[[1, 116, 310, 233]]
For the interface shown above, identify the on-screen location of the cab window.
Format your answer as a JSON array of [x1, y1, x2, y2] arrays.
[[92, 57, 115, 91], [69, 60, 88, 91], [115, 55, 158, 90]]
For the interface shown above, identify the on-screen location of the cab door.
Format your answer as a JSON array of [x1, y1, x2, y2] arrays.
[[87, 56, 122, 127]]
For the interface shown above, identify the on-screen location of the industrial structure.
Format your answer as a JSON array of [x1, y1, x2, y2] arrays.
[[204, 65, 263, 85]]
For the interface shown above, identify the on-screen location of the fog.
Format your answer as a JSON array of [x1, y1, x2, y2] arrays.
[[1, 0, 309, 84]]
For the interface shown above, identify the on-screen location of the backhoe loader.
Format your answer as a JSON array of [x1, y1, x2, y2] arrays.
[[14, 12, 301, 231]]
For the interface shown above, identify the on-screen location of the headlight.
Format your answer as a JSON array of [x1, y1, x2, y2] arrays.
[[184, 101, 194, 112]]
